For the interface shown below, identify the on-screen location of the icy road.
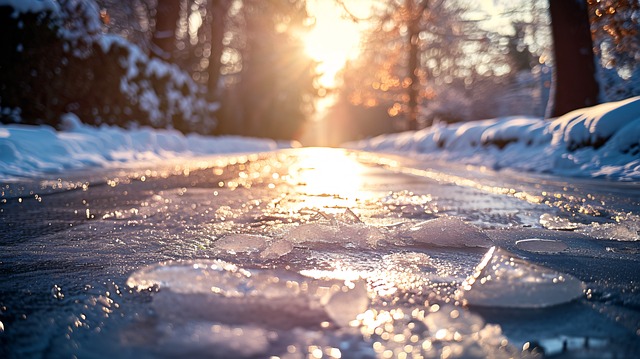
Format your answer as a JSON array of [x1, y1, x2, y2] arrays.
[[1, 147, 639, 358]]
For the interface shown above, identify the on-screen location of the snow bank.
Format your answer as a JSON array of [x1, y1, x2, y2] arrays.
[[0, 114, 287, 180], [349, 97, 640, 181]]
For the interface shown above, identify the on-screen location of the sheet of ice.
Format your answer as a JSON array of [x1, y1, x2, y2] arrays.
[[127, 259, 369, 328], [456, 247, 585, 308], [348, 97, 640, 180], [399, 216, 494, 248], [515, 238, 568, 253]]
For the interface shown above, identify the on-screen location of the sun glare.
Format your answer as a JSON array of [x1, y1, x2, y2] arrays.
[[304, 0, 371, 89], [287, 148, 366, 212]]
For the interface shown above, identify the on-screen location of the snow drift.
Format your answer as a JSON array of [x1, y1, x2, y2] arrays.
[[0, 114, 285, 180], [349, 97, 640, 181]]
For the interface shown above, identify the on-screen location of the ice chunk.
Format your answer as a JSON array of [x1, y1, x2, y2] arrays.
[[456, 247, 585, 308], [127, 260, 369, 328], [324, 280, 369, 327], [515, 238, 568, 253], [286, 221, 385, 248], [423, 304, 485, 339], [214, 234, 270, 254], [379, 190, 438, 218], [539, 213, 578, 230], [580, 218, 640, 241], [260, 239, 294, 259], [400, 216, 493, 248], [155, 322, 272, 358], [342, 208, 363, 223]]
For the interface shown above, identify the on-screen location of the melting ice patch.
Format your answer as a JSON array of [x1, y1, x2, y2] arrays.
[[457, 247, 585, 308], [127, 259, 369, 328]]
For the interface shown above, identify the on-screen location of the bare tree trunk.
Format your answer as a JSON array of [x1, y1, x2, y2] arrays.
[[407, 18, 419, 130], [207, 0, 230, 102], [547, 0, 599, 118], [150, 0, 180, 61], [406, 0, 428, 130]]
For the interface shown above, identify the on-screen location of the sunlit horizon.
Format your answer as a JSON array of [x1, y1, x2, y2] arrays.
[[304, 0, 372, 89]]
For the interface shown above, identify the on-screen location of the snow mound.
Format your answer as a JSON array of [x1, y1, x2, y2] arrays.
[[456, 247, 585, 308], [0, 114, 285, 180], [349, 97, 640, 180], [127, 259, 369, 329]]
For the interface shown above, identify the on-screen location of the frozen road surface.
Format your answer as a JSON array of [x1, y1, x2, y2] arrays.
[[1, 147, 639, 358]]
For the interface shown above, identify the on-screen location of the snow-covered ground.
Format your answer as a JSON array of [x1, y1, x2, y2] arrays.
[[0, 114, 294, 180], [1, 97, 639, 181], [349, 97, 640, 181]]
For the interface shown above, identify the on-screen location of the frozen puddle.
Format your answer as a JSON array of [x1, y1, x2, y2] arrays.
[[457, 247, 585, 308], [127, 259, 369, 328]]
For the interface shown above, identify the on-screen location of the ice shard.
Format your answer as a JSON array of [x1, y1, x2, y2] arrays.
[[127, 259, 369, 328], [401, 216, 494, 248], [456, 247, 585, 308]]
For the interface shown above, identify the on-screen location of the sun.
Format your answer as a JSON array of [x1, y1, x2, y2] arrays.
[[304, 0, 371, 88]]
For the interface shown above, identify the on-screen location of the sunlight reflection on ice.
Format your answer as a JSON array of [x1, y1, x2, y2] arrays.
[[286, 148, 371, 212]]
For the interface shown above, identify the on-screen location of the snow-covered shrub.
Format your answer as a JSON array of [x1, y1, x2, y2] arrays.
[[0, 0, 215, 134]]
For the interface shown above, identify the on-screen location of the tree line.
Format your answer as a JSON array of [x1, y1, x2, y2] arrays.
[[0, 0, 638, 142], [333, 0, 638, 140]]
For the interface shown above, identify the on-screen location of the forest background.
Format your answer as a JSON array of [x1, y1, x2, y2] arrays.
[[0, 0, 638, 146]]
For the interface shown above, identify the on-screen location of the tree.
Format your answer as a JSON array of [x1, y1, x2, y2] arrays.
[[150, 0, 180, 60], [207, 0, 232, 102], [547, 0, 599, 117], [340, 0, 505, 129], [213, 0, 318, 140], [588, 0, 640, 101]]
